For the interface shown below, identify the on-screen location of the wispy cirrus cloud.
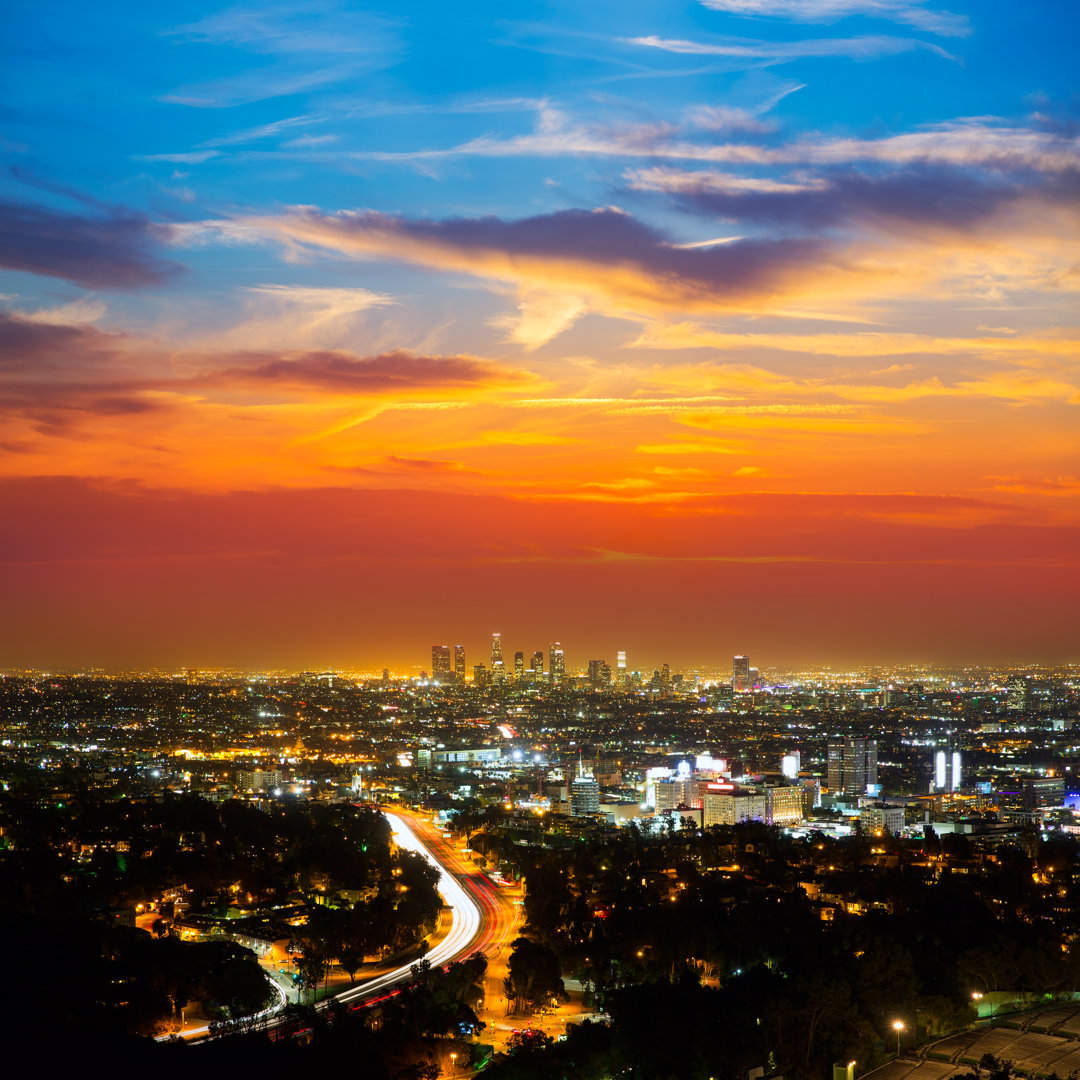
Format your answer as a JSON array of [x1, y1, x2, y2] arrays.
[[200, 283, 396, 350], [265, 108, 1080, 177], [626, 32, 956, 62], [697, 0, 970, 37], [644, 358, 1080, 407], [630, 324, 1080, 359], [198, 113, 326, 148], [626, 165, 825, 195], [163, 2, 401, 107]]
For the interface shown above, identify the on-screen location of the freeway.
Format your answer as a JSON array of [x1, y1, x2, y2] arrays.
[[175, 806, 508, 1040], [335, 810, 487, 1006]]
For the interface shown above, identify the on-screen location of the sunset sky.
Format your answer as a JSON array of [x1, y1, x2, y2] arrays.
[[2, 0, 1078, 672]]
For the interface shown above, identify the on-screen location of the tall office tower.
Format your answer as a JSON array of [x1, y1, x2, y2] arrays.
[[616, 650, 627, 687], [827, 737, 879, 795], [431, 645, 451, 683], [660, 663, 671, 694], [933, 748, 962, 792], [472, 664, 489, 688], [454, 644, 465, 683], [531, 650, 544, 676], [550, 642, 565, 684], [514, 651, 525, 680], [733, 655, 750, 692], [570, 759, 601, 816], [491, 632, 503, 667], [588, 659, 605, 688]]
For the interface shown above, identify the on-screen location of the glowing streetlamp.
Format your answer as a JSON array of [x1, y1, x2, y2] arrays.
[[892, 1020, 905, 1056], [450, 1051, 458, 1078]]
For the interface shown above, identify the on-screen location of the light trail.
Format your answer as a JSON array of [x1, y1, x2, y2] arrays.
[[165, 809, 488, 1041], [167, 969, 288, 1041], [335, 811, 483, 1005]]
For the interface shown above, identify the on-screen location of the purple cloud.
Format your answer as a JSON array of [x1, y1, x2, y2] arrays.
[[628, 164, 1077, 232], [0, 197, 182, 288]]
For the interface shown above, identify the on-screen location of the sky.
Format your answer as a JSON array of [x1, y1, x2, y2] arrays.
[[1, 0, 1078, 673]]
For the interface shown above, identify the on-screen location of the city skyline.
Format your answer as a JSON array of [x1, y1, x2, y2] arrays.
[[2, 1, 1077, 671]]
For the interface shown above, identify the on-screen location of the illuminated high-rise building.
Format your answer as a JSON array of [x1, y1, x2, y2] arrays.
[[491, 632, 502, 667], [588, 659, 611, 688], [827, 737, 878, 795], [431, 645, 451, 683], [549, 642, 565, 684], [732, 655, 750, 692], [933, 748, 962, 792], [570, 757, 600, 816], [616, 650, 627, 688], [454, 644, 465, 683], [514, 651, 525, 680], [531, 650, 544, 677]]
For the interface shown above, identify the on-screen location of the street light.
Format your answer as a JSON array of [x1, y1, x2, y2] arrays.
[[892, 1020, 905, 1057], [450, 1051, 457, 1078]]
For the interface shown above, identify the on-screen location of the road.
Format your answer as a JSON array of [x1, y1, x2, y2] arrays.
[[172, 806, 517, 1041], [335, 810, 492, 1007]]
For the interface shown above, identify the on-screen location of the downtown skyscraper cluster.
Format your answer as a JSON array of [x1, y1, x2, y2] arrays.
[[431, 635, 564, 686]]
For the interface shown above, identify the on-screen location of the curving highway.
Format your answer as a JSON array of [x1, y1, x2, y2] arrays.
[[172, 807, 502, 1041], [335, 810, 484, 1006]]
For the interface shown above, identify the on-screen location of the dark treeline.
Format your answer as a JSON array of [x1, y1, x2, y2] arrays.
[[472, 818, 1080, 1080], [0, 789, 393, 908], [151, 953, 489, 1078], [0, 790, 440, 1042]]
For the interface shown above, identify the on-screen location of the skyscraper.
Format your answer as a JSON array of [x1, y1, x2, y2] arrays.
[[431, 645, 451, 683], [530, 650, 544, 677], [933, 748, 962, 792], [588, 659, 610, 688], [616, 650, 627, 688], [570, 757, 600, 816], [454, 644, 465, 683], [514, 651, 525, 680], [549, 642, 565, 684], [491, 632, 502, 666], [827, 737, 879, 795], [733, 655, 750, 693]]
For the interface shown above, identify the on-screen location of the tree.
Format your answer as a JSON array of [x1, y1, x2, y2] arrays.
[[295, 947, 329, 1001], [504, 937, 568, 1015]]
